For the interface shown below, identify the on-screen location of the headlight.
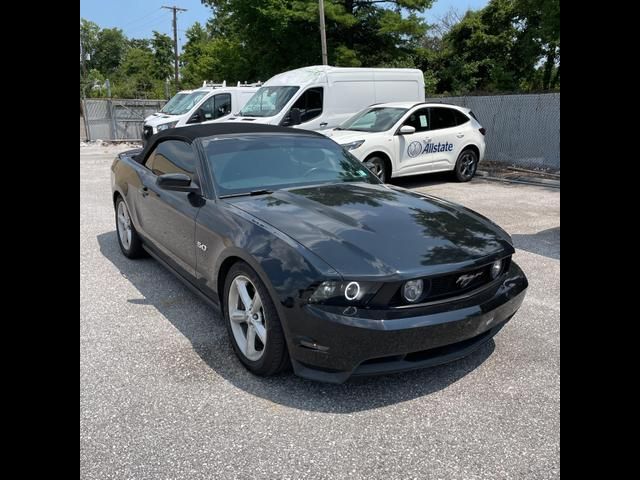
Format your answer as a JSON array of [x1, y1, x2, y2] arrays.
[[402, 279, 424, 303], [308, 280, 381, 306], [490, 259, 503, 279], [157, 121, 178, 131], [342, 140, 365, 151]]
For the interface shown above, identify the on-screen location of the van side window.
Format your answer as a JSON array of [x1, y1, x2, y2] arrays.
[[288, 87, 324, 124], [144, 140, 197, 180], [429, 107, 458, 130], [403, 108, 430, 132], [200, 93, 232, 121]]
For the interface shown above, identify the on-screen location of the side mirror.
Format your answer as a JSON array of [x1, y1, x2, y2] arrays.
[[398, 125, 416, 135], [289, 108, 302, 126], [156, 173, 200, 193], [187, 109, 204, 124]]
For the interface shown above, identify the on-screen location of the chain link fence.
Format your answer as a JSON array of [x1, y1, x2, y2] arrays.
[[81, 99, 166, 142], [425, 93, 560, 173]]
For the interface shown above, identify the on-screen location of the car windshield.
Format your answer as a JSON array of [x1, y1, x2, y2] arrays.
[[338, 107, 408, 132], [202, 134, 380, 197], [161, 90, 209, 115], [239, 86, 300, 117]]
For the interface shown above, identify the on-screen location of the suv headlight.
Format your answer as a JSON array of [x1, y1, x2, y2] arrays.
[[308, 280, 381, 306], [342, 140, 365, 151], [157, 121, 178, 131]]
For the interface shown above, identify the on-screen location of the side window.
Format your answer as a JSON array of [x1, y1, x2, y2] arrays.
[[145, 140, 197, 179], [429, 107, 458, 130], [454, 110, 470, 125], [289, 87, 323, 123], [403, 108, 430, 132], [213, 93, 232, 119], [198, 95, 216, 121]]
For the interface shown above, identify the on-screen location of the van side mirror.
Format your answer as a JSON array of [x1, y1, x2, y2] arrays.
[[156, 173, 200, 193], [187, 109, 204, 124], [289, 108, 302, 126], [398, 125, 416, 135]]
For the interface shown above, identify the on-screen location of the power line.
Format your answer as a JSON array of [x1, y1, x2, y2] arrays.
[[119, 7, 164, 28], [162, 5, 188, 87]]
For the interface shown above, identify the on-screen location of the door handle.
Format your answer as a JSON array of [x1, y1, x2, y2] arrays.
[[456, 133, 465, 138], [139, 186, 149, 197], [319, 122, 328, 127]]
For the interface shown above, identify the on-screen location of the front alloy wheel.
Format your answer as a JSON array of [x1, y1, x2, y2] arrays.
[[228, 275, 267, 361], [223, 262, 289, 376], [364, 156, 388, 183]]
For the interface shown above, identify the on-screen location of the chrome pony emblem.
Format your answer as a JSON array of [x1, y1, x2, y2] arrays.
[[456, 271, 482, 288]]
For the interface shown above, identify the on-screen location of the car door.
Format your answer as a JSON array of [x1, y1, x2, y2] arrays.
[[394, 107, 436, 175], [426, 107, 465, 170], [137, 139, 202, 275]]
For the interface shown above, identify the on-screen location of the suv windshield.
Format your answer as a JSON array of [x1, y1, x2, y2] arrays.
[[202, 134, 380, 197], [239, 86, 300, 117], [338, 107, 408, 132], [161, 90, 209, 115]]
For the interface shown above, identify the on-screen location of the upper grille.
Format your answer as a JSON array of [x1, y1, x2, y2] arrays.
[[142, 125, 153, 141]]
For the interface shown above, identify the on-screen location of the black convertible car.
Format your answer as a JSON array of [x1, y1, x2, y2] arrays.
[[111, 123, 527, 383]]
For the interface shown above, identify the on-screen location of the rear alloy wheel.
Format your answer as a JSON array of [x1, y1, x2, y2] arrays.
[[224, 262, 289, 376], [364, 156, 389, 183], [454, 149, 478, 182]]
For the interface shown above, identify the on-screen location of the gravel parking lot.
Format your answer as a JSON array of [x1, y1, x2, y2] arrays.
[[80, 144, 559, 480]]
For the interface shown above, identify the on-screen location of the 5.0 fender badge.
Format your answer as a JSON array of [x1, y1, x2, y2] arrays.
[[197, 241, 207, 252]]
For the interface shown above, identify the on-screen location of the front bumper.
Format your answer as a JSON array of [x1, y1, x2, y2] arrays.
[[285, 260, 528, 383]]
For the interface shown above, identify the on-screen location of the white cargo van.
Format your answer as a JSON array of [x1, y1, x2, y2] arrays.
[[225, 65, 425, 130], [142, 82, 261, 142]]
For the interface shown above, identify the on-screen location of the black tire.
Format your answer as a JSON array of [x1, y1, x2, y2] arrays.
[[115, 196, 146, 259], [453, 148, 479, 182], [223, 261, 289, 376], [364, 156, 389, 183]]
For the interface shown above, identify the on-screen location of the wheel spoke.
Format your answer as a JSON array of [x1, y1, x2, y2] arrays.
[[245, 325, 257, 357], [250, 294, 262, 316], [230, 309, 247, 323], [236, 279, 253, 310], [253, 321, 267, 344]]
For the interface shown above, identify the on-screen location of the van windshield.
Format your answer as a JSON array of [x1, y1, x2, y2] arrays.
[[161, 90, 209, 115], [338, 107, 408, 132], [239, 86, 300, 117], [160, 92, 190, 114]]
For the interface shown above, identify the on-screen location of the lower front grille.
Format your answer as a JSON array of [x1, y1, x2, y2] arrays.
[[142, 126, 153, 141]]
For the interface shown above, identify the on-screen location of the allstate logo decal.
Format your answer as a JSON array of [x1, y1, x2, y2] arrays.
[[407, 141, 423, 158]]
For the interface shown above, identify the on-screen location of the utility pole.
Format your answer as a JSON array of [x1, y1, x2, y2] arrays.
[[318, 0, 328, 65], [162, 5, 187, 87]]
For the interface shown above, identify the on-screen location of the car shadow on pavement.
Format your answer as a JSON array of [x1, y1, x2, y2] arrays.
[[98, 231, 497, 414], [388, 171, 453, 189], [512, 227, 559, 260]]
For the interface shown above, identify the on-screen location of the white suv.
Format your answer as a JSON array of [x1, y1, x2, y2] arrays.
[[320, 102, 486, 182]]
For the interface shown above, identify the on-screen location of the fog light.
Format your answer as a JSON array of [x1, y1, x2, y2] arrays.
[[490, 260, 503, 279], [402, 279, 424, 303], [344, 281, 360, 301]]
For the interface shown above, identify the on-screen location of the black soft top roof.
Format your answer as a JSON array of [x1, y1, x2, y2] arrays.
[[136, 122, 326, 163]]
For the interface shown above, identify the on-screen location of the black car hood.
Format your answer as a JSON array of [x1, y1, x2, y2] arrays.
[[227, 182, 514, 278]]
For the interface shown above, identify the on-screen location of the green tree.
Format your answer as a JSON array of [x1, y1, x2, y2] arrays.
[[92, 27, 128, 76], [201, 0, 434, 81], [151, 31, 174, 81]]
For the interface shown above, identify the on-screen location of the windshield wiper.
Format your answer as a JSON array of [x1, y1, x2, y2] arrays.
[[219, 189, 274, 199]]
